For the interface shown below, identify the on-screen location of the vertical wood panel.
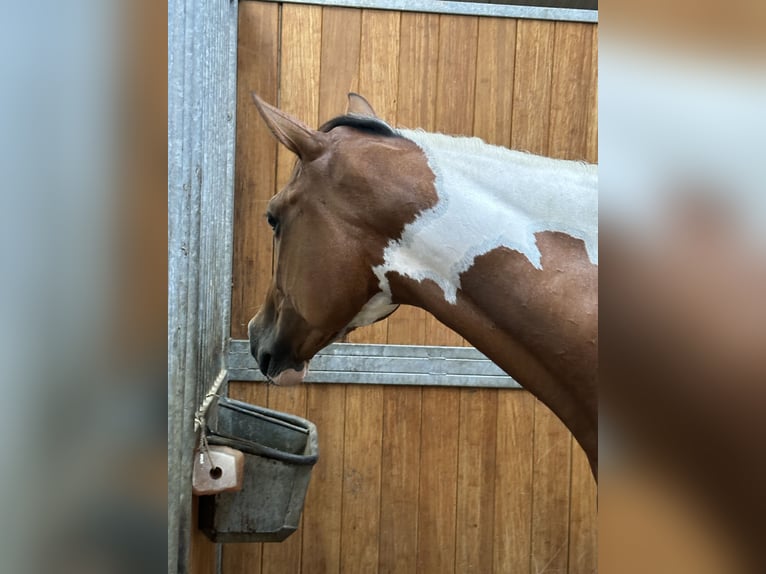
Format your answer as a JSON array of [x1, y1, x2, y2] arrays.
[[474, 17, 517, 148], [231, 1, 280, 339], [318, 7, 362, 124], [378, 386, 423, 574], [227, 381, 269, 408], [511, 20, 555, 155], [417, 388, 460, 574], [530, 401, 573, 574], [358, 9, 401, 122], [493, 390, 535, 574], [222, 543, 263, 574], [340, 385, 384, 574], [302, 385, 346, 574], [387, 11, 440, 346], [190, 498, 217, 574], [435, 15, 479, 136], [396, 12, 439, 131], [568, 439, 597, 574], [548, 22, 593, 161], [455, 389, 497, 573], [586, 25, 598, 164], [276, 4, 322, 190]]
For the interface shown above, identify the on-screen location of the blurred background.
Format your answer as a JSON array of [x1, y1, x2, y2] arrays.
[[0, 0, 763, 572], [599, 0, 765, 572], [0, 0, 165, 572]]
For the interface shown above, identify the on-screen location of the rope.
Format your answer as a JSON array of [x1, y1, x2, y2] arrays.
[[193, 368, 228, 433], [193, 368, 228, 467]]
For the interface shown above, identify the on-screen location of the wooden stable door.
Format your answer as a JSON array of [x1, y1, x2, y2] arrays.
[[192, 2, 597, 573]]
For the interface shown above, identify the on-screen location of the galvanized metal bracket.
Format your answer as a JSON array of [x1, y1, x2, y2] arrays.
[[228, 339, 521, 388], [248, 0, 598, 23]]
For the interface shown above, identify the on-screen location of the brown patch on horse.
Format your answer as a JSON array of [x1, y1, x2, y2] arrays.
[[388, 231, 598, 473]]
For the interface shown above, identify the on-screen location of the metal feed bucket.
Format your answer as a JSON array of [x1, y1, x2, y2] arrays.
[[198, 397, 319, 542]]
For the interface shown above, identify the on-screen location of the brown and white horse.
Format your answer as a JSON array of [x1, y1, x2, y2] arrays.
[[247, 93, 598, 476]]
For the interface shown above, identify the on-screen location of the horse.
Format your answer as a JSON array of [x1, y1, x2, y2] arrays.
[[247, 93, 598, 477]]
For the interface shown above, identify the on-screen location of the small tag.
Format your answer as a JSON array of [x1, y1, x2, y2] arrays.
[[192, 445, 245, 495]]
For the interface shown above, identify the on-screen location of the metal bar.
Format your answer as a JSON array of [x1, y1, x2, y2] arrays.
[[243, 0, 597, 23], [168, 0, 239, 572], [228, 340, 522, 388]]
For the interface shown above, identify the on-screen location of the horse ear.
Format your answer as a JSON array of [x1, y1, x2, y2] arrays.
[[251, 93, 327, 160], [346, 93, 379, 118]]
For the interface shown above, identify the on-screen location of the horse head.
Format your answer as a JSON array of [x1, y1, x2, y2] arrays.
[[247, 93, 435, 385]]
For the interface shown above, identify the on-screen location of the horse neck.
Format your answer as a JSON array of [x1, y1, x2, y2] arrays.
[[380, 130, 598, 471], [387, 129, 598, 302]]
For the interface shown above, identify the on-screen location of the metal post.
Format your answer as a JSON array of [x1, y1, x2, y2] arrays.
[[168, 0, 239, 571]]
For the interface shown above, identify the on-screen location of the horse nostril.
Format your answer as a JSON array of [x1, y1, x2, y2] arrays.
[[257, 352, 271, 378]]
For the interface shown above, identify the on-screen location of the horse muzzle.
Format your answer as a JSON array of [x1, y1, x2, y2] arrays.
[[248, 316, 308, 386]]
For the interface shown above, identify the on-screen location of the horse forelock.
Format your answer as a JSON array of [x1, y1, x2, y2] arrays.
[[319, 114, 401, 139]]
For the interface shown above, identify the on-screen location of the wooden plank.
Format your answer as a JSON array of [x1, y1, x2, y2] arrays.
[[548, 22, 593, 161], [493, 390, 535, 574], [276, 3, 322, 190], [474, 17, 517, 148], [585, 25, 598, 164], [378, 386, 423, 574], [231, 0, 280, 339], [386, 11, 440, 346], [190, 498, 217, 574], [301, 384, 347, 574], [358, 9, 400, 122], [227, 380, 269, 407], [567, 437, 597, 574], [529, 401, 572, 574], [346, 8, 400, 345], [318, 7, 362, 124], [396, 12, 439, 131], [511, 19, 555, 156], [455, 388, 498, 573], [416, 387, 460, 574], [340, 385, 384, 573], [435, 14, 478, 136], [385, 304, 428, 345], [222, 543, 263, 574]]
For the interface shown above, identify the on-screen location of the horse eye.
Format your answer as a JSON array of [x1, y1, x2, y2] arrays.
[[266, 213, 279, 232]]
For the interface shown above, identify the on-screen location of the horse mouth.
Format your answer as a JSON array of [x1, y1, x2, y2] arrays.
[[270, 363, 309, 386]]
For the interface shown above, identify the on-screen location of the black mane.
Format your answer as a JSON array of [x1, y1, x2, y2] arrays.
[[319, 114, 401, 138]]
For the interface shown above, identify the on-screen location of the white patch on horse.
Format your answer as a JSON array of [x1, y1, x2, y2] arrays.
[[374, 129, 598, 304], [346, 292, 398, 330]]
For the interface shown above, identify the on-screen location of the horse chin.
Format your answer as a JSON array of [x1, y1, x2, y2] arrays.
[[272, 363, 308, 386]]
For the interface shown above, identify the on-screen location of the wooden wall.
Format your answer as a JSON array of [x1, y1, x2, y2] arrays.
[[192, 2, 597, 573]]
